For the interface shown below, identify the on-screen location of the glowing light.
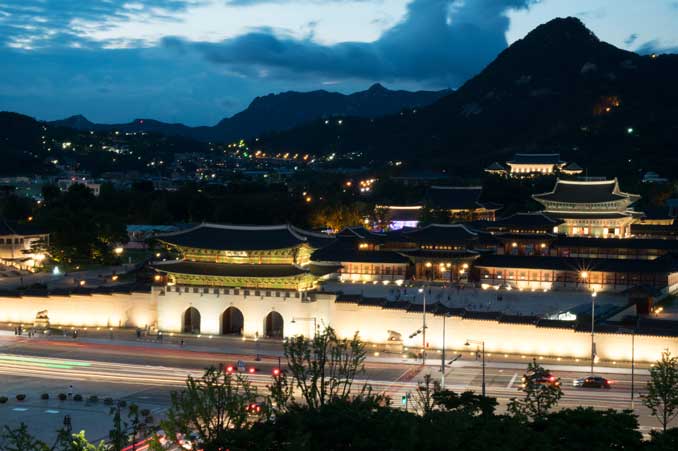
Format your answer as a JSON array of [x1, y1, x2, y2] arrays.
[[52, 266, 61, 275], [113, 247, 124, 256]]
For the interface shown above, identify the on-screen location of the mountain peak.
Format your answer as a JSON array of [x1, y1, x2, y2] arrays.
[[520, 17, 599, 48], [367, 83, 388, 93]]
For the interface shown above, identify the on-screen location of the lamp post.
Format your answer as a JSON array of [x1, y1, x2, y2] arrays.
[[418, 286, 427, 366], [590, 290, 597, 374], [441, 312, 448, 387], [465, 339, 486, 396], [291, 317, 318, 338]]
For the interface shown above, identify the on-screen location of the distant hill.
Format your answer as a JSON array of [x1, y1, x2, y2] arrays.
[[256, 17, 678, 180], [49, 84, 451, 143]]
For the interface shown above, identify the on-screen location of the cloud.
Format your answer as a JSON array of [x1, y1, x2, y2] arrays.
[[624, 33, 638, 45], [0, 0, 197, 49], [176, 0, 536, 87]]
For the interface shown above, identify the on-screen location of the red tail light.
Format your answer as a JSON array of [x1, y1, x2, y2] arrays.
[[226, 366, 234, 373], [248, 367, 255, 374], [272, 368, 281, 376], [549, 376, 555, 382]]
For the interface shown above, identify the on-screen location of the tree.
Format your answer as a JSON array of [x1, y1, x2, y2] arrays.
[[507, 359, 563, 421], [433, 389, 498, 416], [414, 374, 438, 415], [160, 366, 259, 450], [535, 407, 642, 451], [55, 431, 106, 451], [370, 206, 390, 231], [0, 423, 49, 451], [284, 326, 367, 409], [108, 402, 129, 451], [644, 351, 678, 431]]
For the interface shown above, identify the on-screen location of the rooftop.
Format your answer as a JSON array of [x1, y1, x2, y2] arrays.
[[533, 178, 639, 204], [402, 223, 477, 246], [157, 223, 312, 251]]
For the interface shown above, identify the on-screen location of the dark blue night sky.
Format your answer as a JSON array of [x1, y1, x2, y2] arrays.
[[1, 0, 676, 125]]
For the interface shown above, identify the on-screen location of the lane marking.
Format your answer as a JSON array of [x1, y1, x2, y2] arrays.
[[45, 409, 60, 414], [507, 372, 518, 388], [12, 407, 29, 412]]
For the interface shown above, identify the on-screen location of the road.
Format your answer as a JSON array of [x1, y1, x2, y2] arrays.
[[0, 334, 667, 433]]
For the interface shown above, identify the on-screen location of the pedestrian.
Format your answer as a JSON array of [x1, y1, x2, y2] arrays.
[[68, 385, 73, 399], [180, 339, 184, 347]]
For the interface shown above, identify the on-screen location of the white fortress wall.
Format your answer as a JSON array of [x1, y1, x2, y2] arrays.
[[0, 291, 156, 329], [329, 301, 678, 363], [0, 288, 676, 363]]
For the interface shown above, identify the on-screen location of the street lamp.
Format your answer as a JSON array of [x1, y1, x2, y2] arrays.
[[440, 312, 454, 387], [465, 339, 486, 396], [591, 290, 597, 374], [418, 286, 427, 366], [291, 317, 318, 338]]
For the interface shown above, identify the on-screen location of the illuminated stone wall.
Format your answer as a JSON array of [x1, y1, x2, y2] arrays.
[[0, 288, 676, 363], [0, 291, 156, 329]]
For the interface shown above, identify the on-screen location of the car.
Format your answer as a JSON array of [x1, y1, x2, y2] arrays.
[[225, 360, 259, 374], [521, 370, 561, 388], [573, 376, 612, 389]]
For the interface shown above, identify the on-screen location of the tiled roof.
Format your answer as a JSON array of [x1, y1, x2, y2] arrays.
[[490, 212, 562, 229], [157, 223, 308, 251], [311, 239, 410, 264], [533, 179, 637, 204], [402, 224, 477, 246]]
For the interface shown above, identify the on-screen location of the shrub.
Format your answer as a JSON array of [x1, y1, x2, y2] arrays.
[[140, 408, 151, 417], [41, 393, 49, 400], [104, 397, 114, 405], [0, 396, 8, 403], [73, 394, 83, 401], [117, 400, 127, 408], [16, 394, 26, 401], [58, 393, 67, 401], [88, 395, 99, 403]]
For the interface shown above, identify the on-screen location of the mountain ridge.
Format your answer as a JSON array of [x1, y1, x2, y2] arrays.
[[49, 83, 451, 143], [255, 17, 678, 178]]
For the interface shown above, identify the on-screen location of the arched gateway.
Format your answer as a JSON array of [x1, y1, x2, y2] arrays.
[[182, 307, 201, 334], [221, 307, 244, 335], [264, 311, 284, 338]]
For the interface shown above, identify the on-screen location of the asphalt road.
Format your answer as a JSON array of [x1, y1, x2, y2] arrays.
[[0, 335, 669, 432]]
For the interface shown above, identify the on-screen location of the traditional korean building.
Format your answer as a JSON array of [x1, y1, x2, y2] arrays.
[[533, 178, 641, 237], [375, 205, 422, 230], [473, 254, 678, 294], [484, 153, 583, 178], [426, 186, 501, 221], [154, 223, 335, 291], [480, 212, 562, 256], [0, 220, 49, 270]]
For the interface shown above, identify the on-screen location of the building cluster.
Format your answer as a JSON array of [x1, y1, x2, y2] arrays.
[[1, 153, 677, 363]]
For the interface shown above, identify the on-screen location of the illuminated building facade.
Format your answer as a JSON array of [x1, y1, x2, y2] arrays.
[[533, 178, 641, 237], [0, 220, 48, 270], [484, 153, 583, 178], [154, 223, 335, 291]]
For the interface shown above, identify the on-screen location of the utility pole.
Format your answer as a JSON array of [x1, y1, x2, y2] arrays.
[[441, 313, 446, 387], [591, 291, 597, 374]]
